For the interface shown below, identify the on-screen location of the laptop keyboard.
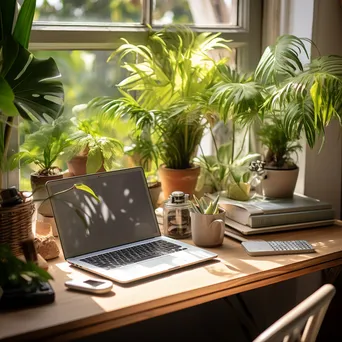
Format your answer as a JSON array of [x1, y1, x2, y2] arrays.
[[80, 240, 187, 270]]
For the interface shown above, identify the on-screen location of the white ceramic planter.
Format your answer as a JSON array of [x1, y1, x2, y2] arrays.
[[256, 167, 299, 198], [190, 209, 226, 247]]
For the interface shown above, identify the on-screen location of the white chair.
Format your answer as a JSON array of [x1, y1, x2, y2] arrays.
[[253, 284, 336, 342]]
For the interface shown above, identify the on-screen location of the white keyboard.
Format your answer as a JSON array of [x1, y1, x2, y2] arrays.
[[241, 240, 315, 256]]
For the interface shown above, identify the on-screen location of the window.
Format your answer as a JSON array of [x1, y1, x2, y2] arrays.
[[7, 0, 262, 189]]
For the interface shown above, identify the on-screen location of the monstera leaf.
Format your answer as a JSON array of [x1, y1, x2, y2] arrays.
[[2, 39, 64, 121], [0, 0, 64, 171], [0, 76, 17, 116], [0, 0, 64, 121]]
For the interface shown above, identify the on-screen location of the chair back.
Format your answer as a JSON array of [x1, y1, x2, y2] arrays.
[[253, 284, 336, 342]]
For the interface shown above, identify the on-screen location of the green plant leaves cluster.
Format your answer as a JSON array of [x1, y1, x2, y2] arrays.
[[191, 194, 220, 215], [89, 25, 231, 169], [64, 107, 124, 174], [210, 34, 342, 168], [9, 117, 72, 174], [0, 244, 52, 290]]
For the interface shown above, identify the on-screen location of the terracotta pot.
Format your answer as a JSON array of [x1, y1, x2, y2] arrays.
[[158, 165, 201, 200], [31, 172, 63, 217], [256, 167, 299, 198], [148, 181, 162, 209], [67, 155, 105, 176]]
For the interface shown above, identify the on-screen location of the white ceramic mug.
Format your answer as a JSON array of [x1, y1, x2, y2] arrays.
[[190, 209, 226, 247]]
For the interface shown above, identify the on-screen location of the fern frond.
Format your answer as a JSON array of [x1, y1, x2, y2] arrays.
[[255, 35, 309, 85]]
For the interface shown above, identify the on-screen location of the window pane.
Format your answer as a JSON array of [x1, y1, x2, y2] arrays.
[[18, 47, 237, 190], [19, 50, 131, 190], [153, 0, 238, 26], [18, 0, 142, 24]]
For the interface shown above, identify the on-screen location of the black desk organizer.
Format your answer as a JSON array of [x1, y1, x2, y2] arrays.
[[0, 281, 55, 310]]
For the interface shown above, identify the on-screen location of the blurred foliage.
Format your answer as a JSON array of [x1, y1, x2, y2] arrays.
[[19, 50, 131, 189], [63, 104, 125, 174], [19, 0, 193, 24], [16, 0, 205, 188], [11, 117, 72, 175], [0, 244, 53, 290]]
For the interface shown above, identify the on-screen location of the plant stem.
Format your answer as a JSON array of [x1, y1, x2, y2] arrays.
[[234, 127, 249, 161], [231, 122, 235, 162], [210, 126, 219, 157], [3, 117, 14, 168]]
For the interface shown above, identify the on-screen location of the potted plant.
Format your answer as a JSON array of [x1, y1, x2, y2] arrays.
[[210, 35, 342, 198], [0, 0, 64, 187], [89, 25, 230, 198], [0, 243, 53, 306], [195, 122, 260, 200], [65, 105, 123, 176], [190, 194, 226, 247], [9, 117, 71, 216]]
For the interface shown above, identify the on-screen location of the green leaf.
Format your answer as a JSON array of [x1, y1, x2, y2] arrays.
[[212, 194, 220, 213], [255, 35, 308, 85], [193, 194, 205, 214], [204, 201, 214, 214], [86, 146, 103, 174], [74, 183, 100, 202], [217, 143, 233, 165], [1, 32, 19, 76], [13, 0, 36, 49], [310, 81, 322, 126], [5, 42, 64, 122], [200, 197, 208, 212], [0, 76, 18, 116], [0, 0, 16, 41]]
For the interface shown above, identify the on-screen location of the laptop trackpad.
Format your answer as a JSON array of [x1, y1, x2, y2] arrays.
[[108, 251, 203, 282]]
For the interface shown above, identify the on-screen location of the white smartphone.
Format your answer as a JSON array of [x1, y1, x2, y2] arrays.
[[65, 278, 113, 294]]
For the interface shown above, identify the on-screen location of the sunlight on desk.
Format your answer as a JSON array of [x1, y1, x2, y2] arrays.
[[2, 224, 342, 341]]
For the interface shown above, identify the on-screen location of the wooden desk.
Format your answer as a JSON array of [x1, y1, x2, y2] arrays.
[[2, 224, 342, 341]]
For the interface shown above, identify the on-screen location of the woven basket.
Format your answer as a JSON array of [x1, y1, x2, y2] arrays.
[[0, 198, 35, 256]]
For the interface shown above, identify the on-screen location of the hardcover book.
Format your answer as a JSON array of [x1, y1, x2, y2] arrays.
[[225, 217, 335, 235], [206, 193, 333, 227]]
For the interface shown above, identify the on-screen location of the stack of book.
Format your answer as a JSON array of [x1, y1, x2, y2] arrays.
[[205, 193, 335, 235]]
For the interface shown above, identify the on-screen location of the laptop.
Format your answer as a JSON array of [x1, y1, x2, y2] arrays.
[[46, 167, 217, 283]]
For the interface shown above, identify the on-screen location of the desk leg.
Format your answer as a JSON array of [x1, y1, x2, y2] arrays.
[[322, 265, 342, 284], [223, 294, 260, 341]]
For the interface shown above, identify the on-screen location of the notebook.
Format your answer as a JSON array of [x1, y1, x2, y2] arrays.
[[206, 192, 333, 227], [46, 167, 217, 283], [225, 217, 335, 235]]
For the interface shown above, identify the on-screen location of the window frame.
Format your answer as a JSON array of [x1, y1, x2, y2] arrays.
[[29, 0, 262, 70]]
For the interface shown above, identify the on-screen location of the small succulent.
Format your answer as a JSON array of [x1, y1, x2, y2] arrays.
[[191, 195, 220, 215]]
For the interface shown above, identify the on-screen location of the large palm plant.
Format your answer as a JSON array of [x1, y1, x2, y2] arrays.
[[0, 0, 64, 177], [210, 35, 342, 169], [89, 25, 230, 169]]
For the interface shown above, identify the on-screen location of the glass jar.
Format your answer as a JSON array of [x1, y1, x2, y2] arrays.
[[163, 191, 191, 239]]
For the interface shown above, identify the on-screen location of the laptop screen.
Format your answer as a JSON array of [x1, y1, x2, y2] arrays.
[[46, 167, 161, 259]]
